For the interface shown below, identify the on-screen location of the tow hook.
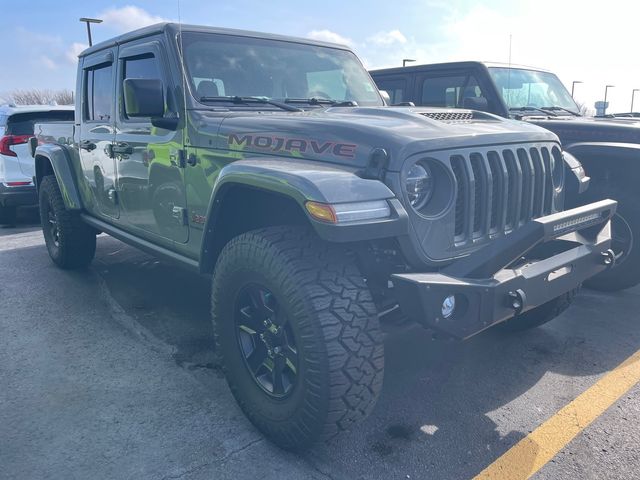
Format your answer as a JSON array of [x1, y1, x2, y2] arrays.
[[601, 249, 616, 267], [508, 289, 527, 314]]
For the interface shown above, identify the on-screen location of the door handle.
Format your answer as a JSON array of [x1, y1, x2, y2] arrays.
[[112, 142, 133, 155], [79, 140, 96, 151]]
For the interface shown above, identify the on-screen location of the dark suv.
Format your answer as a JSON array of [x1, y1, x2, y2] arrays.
[[371, 61, 640, 291]]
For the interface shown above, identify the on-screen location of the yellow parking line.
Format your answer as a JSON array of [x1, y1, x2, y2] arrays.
[[474, 349, 640, 480]]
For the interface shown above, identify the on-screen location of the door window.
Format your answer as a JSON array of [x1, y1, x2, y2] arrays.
[[420, 74, 484, 108], [375, 78, 407, 104], [85, 64, 113, 122]]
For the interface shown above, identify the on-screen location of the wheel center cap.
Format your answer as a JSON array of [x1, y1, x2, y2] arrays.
[[259, 321, 283, 356]]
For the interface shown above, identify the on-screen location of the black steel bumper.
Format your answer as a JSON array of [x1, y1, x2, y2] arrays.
[[0, 183, 37, 207], [391, 199, 616, 339]]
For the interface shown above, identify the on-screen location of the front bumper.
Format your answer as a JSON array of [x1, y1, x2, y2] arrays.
[[391, 199, 616, 339], [0, 183, 37, 207]]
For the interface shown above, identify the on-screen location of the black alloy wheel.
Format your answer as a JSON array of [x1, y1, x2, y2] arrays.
[[234, 284, 298, 398], [44, 205, 60, 248]]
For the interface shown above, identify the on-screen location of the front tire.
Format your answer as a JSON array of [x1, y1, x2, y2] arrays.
[[497, 288, 578, 332], [211, 226, 384, 450], [39, 175, 96, 269]]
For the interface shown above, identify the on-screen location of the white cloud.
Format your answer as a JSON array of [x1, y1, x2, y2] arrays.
[[99, 5, 168, 33], [40, 56, 58, 70], [306, 29, 353, 47], [358, 0, 640, 113], [65, 42, 88, 65], [367, 30, 407, 46]]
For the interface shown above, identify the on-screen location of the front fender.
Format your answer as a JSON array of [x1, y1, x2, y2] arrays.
[[199, 158, 408, 271], [35, 144, 82, 210], [210, 158, 395, 204]]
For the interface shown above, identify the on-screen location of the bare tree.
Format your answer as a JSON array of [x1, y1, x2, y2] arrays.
[[574, 101, 592, 117], [2, 89, 74, 106]]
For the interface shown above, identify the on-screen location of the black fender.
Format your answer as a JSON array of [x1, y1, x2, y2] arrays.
[[199, 158, 408, 273], [565, 142, 640, 193], [34, 144, 83, 210]]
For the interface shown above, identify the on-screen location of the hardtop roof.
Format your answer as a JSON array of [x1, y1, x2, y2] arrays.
[[79, 22, 352, 58], [370, 60, 555, 75]]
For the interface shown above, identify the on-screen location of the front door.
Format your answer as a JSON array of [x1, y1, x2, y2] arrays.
[[114, 38, 188, 244], [79, 48, 118, 219]]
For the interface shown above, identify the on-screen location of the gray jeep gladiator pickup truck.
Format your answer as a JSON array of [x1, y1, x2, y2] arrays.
[[33, 23, 615, 450], [371, 61, 640, 291]]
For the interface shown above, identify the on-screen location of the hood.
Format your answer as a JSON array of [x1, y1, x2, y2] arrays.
[[190, 106, 559, 171], [525, 115, 640, 145]]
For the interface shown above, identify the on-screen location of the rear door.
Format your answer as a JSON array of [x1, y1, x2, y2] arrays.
[[114, 37, 188, 244], [79, 49, 119, 219]]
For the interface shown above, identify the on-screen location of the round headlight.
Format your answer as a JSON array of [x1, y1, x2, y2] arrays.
[[406, 162, 434, 210]]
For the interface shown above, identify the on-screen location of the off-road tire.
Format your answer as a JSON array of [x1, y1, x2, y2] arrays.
[[0, 205, 17, 225], [39, 175, 96, 269], [585, 191, 640, 291], [497, 287, 579, 332], [211, 226, 384, 451]]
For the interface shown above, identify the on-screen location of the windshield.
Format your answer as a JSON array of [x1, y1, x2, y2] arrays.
[[488, 67, 579, 114], [181, 32, 383, 107]]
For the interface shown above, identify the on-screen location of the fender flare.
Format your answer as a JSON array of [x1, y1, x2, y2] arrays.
[[199, 158, 405, 273], [34, 144, 83, 210]]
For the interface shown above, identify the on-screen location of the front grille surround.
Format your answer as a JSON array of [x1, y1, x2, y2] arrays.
[[398, 142, 564, 264]]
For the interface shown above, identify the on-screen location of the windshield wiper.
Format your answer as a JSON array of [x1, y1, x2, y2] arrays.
[[542, 106, 581, 116], [509, 106, 558, 117], [199, 96, 302, 112], [284, 97, 358, 107]]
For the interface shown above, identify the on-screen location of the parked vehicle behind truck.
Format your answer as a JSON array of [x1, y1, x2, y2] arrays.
[[33, 24, 615, 450], [0, 104, 74, 224], [371, 61, 640, 291]]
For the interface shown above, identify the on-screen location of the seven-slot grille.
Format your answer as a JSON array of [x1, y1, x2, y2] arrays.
[[450, 145, 561, 245]]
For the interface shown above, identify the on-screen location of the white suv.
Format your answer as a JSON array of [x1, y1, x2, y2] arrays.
[[0, 104, 74, 224]]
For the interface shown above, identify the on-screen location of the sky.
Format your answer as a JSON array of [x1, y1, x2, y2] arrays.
[[0, 0, 637, 114]]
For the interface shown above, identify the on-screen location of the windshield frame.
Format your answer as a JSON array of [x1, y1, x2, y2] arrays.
[[488, 67, 580, 115], [178, 32, 384, 109]]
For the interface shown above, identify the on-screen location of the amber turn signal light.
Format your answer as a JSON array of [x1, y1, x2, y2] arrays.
[[305, 201, 337, 223]]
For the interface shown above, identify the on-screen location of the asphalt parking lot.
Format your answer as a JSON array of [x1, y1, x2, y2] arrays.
[[2, 208, 640, 480]]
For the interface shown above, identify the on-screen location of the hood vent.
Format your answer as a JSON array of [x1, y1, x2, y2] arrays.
[[419, 110, 494, 123]]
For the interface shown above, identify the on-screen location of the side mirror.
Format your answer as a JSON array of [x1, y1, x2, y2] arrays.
[[379, 90, 391, 105], [123, 78, 165, 118]]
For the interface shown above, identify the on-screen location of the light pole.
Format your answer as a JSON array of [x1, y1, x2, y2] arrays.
[[631, 89, 640, 113], [79, 17, 103, 47], [571, 80, 583, 98], [604, 85, 615, 115], [402, 58, 416, 67]]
